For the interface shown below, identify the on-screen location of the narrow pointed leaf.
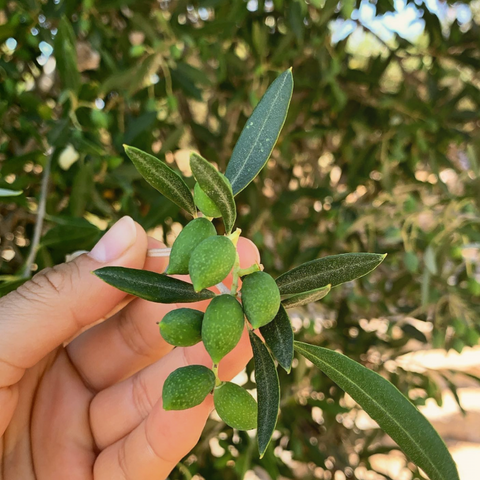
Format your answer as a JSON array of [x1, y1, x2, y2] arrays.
[[276, 253, 386, 296], [54, 17, 80, 93], [124, 145, 196, 216], [226, 69, 293, 195], [94, 266, 215, 303], [282, 284, 331, 309], [294, 342, 459, 480], [249, 331, 280, 458], [190, 152, 236, 234], [0, 188, 23, 197], [259, 305, 293, 373]]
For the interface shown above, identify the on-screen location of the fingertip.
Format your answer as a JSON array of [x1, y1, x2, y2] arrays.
[[147, 236, 165, 249], [237, 237, 261, 268], [132, 220, 149, 255]]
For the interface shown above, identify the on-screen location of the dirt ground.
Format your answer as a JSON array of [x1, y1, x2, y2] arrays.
[[373, 346, 480, 480]]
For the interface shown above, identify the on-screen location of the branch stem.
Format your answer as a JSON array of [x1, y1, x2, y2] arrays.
[[23, 149, 52, 278]]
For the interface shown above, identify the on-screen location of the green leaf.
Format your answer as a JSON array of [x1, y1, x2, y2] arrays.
[[124, 145, 196, 216], [41, 219, 100, 250], [0, 188, 23, 197], [276, 253, 386, 296], [190, 152, 236, 234], [294, 342, 459, 480], [259, 305, 294, 373], [70, 163, 93, 217], [0, 278, 28, 298], [249, 331, 280, 458], [282, 284, 331, 309], [225, 69, 293, 196], [94, 267, 216, 303], [54, 17, 81, 93]]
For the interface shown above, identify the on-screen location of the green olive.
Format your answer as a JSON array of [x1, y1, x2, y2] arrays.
[[167, 217, 216, 275], [159, 308, 203, 347], [214, 382, 257, 430], [241, 271, 281, 328], [202, 294, 244, 364], [162, 365, 215, 411], [189, 236, 236, 292]]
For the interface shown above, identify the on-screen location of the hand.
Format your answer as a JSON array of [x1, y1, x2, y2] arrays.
[[0, 216, 259, 479]]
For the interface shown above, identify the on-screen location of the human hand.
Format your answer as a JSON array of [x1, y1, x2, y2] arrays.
[[0, 216, 259, 479]]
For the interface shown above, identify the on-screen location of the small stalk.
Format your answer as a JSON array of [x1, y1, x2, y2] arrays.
[[227, 228, 242, 246], [147, 247, 172, 258], [212, 364, 222, 386], [230, 251, 241, 295], [215, 282, 231, 295], [238, 263, 261, 277]]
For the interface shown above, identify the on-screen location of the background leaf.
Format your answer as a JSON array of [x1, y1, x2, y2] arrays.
[[226, 69, 293, 195], [54, 17, 81, 93], [294, 342, 460, 480], [190, 152, 236, 234], [259, 304, 294, 373], [276, 253, 386, 295], [124, 145, 196, 216], [94, 266, 216, 303], [249, 330, 280, 458], [282, 284, 331, 309]]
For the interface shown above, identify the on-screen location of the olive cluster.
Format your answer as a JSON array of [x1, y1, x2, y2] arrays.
[[159, 182, 280, 431]]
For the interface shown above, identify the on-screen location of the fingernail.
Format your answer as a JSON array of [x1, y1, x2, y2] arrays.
[[89, 216, 137, 263]]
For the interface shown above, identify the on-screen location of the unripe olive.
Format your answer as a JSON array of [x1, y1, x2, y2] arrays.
[[194, 183, 222, 218], [163, 365, 215, 411], [167, 217, 216, 275], [214, 382, 257, 430], [241, 271, 281, 329], [202, 295, 244, 364], [159, 308, 203, 347], [189, 236, 236, 292]]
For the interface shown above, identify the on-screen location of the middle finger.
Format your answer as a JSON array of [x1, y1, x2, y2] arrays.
[[67, 237, 260, 392]]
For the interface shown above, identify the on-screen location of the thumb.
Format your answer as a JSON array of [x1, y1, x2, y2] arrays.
[[0, 216, 148, 387]]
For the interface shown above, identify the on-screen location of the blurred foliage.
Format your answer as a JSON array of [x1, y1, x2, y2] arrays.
[[1, 0, 480, 478]]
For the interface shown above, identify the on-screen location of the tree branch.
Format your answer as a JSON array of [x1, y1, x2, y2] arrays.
[[22, 148, 52, 278]]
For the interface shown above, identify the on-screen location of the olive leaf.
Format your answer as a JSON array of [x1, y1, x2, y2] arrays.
[[225, 69, 293, 196], [276, 253, 386, 296], [294, 342, 459, 480], [54, 17, 81, 93], [124, 145, 196, 216], [190, 152, 236, 234], [94, 266, 215, 303], [259, 305, 294, 373], [282, 284, 331, 309], [249, 331, 280, 458], [0, 188, 23, 197]]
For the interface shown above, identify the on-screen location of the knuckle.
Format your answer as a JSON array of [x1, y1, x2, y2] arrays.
[[118, 310, 153, 358], [7, 262, 81, 329], [117, 439, 130, 480], [144, 420, 176, 466], [131, 373, 154, 420], [19, 264, 71, 301]]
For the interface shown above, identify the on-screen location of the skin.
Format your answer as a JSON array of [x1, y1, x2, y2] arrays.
[[0, 217, 259, 480]]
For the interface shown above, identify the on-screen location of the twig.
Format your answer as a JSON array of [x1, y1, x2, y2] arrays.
[[147, 247, 172, 257], [22, 149, 53, 278], [215, 282, 231, 294], [355, 20, 422, 87]]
